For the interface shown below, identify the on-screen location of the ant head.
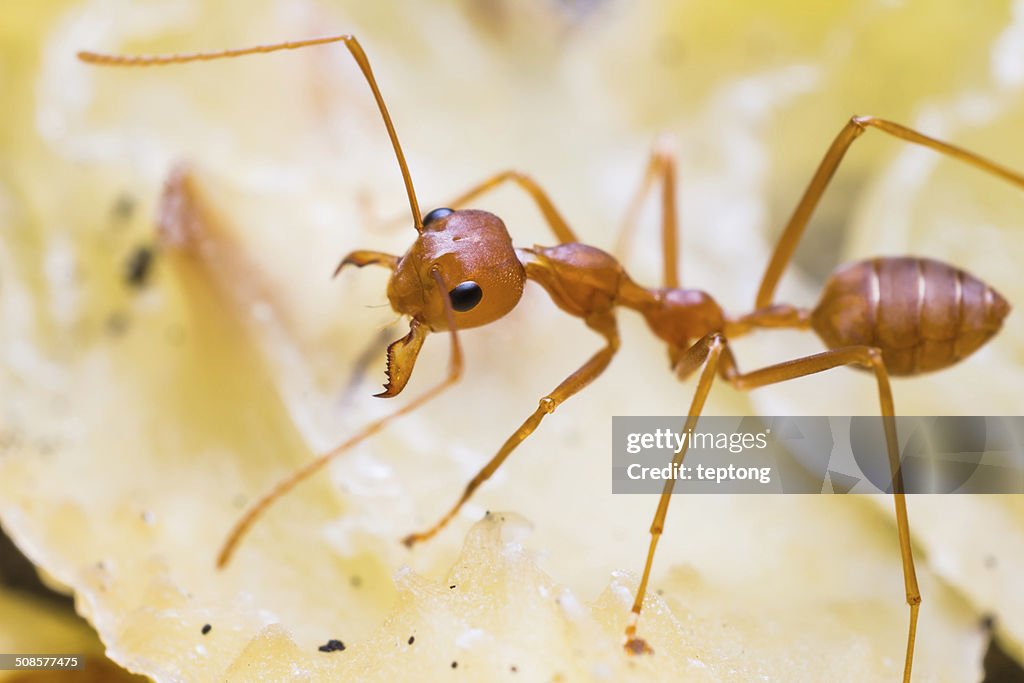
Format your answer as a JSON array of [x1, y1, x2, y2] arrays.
[[388, 208, 526, 329], [378, 208, 525, 397]]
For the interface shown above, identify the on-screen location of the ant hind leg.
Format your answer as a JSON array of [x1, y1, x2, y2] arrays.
[[757, 115, 1024, 308], [726, 345, 920, 683]]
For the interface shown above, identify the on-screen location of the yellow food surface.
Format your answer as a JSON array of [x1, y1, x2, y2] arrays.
[[1, 1, 1023, 681]]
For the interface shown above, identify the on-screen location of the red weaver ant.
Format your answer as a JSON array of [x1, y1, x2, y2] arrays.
[[78, 35, 1020, 682]]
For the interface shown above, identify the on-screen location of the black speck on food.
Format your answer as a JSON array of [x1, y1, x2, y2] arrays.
[[124, 245, 154, 287], [112, 193, 136, 221], [407, 636, 415, 645], [318, 639, 346, 653], [201, 624, 211, 635], [510, 665, 518, 673], [451, 661, 458, 669], [449, 585, 456, 590], [350, 575, 363, 588], [105, 312, 129, 336]]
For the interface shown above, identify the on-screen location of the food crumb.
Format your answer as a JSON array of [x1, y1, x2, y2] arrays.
[[318, 639, 346, 653], [112, 193, 136, 221], [201, 624, 211, 635], [407, 636, 415, 645]]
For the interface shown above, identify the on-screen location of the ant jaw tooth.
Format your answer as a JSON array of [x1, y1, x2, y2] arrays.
[[374, 388, 397, 399], [376, 317, 428, 398]]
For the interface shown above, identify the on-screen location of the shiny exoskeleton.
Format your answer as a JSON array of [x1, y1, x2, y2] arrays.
[[80, 35, 1022, 683], [813, 256, 1009, 375]]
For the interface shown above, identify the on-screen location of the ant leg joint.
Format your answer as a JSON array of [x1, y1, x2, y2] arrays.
[[652, 133, 677, 157], [538, 397, 556, 414], [908, 594, 922, 607], [864, 347, 884, 366]]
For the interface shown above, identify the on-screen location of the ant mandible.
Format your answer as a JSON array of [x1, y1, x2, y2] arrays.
[[79, 35, 1020, 682]]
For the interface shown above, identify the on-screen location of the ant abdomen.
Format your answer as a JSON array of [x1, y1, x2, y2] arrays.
[[812, 257, 1010, 375]]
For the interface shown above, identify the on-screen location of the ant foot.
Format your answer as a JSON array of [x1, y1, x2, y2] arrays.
[[624, 637, 654, 656]]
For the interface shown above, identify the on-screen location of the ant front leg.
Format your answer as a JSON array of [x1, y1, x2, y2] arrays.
[[757, 115, 1024, 308], [723, 345, 919, 683], [438, 170, 578, 244], [613, 136, 681, 288], [216, 269, 464, 569], [401, 311, 619, 547]]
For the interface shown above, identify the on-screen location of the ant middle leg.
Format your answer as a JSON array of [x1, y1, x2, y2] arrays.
[[757, 115, 1024, 308], [613, 135, 681, 288], [625, 333, 725, 654], [216, 269, 464, 569], [401, 311, 619, 547]]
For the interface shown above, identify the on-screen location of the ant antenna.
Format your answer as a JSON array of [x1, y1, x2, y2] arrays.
[[78, 35, 425, 232]]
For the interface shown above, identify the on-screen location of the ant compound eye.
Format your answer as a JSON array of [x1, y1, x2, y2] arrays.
[[423, 207, 454, 226], [448, 281, 483, 312]]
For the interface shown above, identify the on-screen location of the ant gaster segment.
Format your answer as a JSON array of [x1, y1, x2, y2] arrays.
[[79, 35, 1022, 683]]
